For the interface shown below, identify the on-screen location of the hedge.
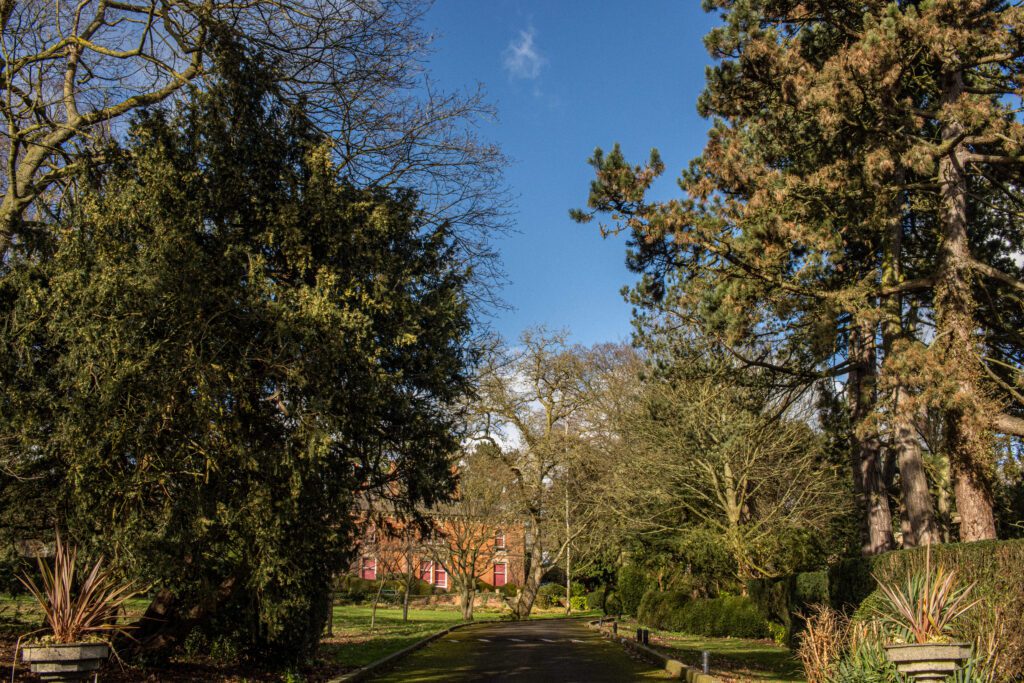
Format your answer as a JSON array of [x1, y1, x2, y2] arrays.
[[637, 590, 770, 639], [616, 565, 650, 616], [747, 538, 1024, 671]]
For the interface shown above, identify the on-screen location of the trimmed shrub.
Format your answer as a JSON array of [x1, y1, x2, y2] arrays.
[[638, 591, 769, 639], [586, 588, 605, 611], [604, 592, 623, 616], [569, 596, 587, 611], [638, 589, 689, 630], [498, 582, 518, 598], [616, 565, 649, 616]]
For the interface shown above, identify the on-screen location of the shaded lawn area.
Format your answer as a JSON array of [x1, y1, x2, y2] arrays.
[[619, 618, 806, 683]]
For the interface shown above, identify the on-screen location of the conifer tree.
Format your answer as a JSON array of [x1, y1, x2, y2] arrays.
[[0, 45, 475, 663], [575, 0, 1024, 546]]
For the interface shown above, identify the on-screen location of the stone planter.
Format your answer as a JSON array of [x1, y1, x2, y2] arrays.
[[20, 642, 109, 682], [884, 642, 972, 682]]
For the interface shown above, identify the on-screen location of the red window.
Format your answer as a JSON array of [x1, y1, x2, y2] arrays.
[[494, 530, 506, 549], [493, 562, 507, 587], [433, 565, 447, 589], [360, 557, 376, 581], [419, 560, 432, 583]]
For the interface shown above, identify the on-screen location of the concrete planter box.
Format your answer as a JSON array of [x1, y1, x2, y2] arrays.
[[884, 642, 972, 682], [21, 642, 109, 681]]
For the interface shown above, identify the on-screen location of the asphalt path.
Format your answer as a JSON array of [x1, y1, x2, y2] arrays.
[[370, 618, 669, 682]]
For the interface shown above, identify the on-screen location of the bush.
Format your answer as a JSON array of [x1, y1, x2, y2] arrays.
[[749, 539, 1024, 679], [537, 582, 565, 607], [616, 565, 649, 616], [639, 592, 770, 639], [748, 570, 828, 645], [499, 582, 518, 598], [570, 596, 587, 611], [604, 592, 623, 616], [638, 589, 689, 629], [586, 588, 605, 611]]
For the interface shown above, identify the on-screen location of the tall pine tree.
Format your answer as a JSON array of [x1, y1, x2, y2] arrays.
[[575, 0, 1024, 547]]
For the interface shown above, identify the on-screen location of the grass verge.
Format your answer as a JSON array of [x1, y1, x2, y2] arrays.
[[617, 617, 806, 683]]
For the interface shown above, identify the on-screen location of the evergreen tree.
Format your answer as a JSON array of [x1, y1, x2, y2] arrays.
[[0, 46, 475, 664], [574, 0, 1024, 546]]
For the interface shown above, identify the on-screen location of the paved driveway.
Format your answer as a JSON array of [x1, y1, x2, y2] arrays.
[[370, 618, 669, 682]]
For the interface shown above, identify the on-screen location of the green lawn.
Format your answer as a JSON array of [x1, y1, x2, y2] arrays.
[[618, 618, 806, 683]]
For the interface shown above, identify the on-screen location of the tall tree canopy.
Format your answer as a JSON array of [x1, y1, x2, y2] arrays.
[[0, 45, 476, 664], [575, 0, 1024, 549]]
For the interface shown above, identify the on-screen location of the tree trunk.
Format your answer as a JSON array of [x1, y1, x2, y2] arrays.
[[121, 577, 237, 659], [936, 70, 996, 541], [514, 529, 543, 619], [460, 584, 475, 621], [881, 187, 939, 548], [565, 487, 572, 616], [892, 386, 939, 546], [848, 318, 895, 555]]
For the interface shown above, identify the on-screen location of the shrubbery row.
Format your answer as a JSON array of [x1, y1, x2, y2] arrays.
[[637, 590, 770, 639]]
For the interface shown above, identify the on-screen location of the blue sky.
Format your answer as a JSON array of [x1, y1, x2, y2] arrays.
[[423, 2, 720, 346]]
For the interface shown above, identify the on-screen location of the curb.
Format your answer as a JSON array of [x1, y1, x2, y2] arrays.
[[326, 621, 476, 682], [586, 619, 721, 682]]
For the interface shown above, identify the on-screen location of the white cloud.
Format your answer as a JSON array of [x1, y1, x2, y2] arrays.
[[503, 27, 546, 80]]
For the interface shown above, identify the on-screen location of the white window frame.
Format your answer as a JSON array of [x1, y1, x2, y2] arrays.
[[493, 561, 507, 587], [361, 557, 377, 581]]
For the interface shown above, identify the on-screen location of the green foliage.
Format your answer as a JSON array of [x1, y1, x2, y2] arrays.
[[638, 591, 769, 639], [827, 638, 900, 683], [637, 589, 688, 630], [586, 588, 606, 611], [751, 540, 1024, 680], [569, 596, 587, 612], [0, 47, 475, 666], [616, 565, 649, 616], [748, 570, 830, 644], [604, 592, 623, 616], [767, 621, 786, 646]]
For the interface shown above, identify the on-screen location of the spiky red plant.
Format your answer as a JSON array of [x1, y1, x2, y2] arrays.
[[19, 533, 138, 644]]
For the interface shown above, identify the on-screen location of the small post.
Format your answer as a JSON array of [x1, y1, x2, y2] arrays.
[[612, 621, 618, 635], [636, 628, 642, 642], [702, 650, 710, 674], [642, 629, 649, 645]]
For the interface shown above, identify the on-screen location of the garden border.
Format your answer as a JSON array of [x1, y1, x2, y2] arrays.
[[586, 618, 721, 682]]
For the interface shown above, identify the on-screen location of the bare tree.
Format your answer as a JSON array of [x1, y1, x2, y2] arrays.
[[425, 448, 512, 621], [474, 328, 610, 619], [606, 377, 847, 580], [0, 0, 507, 297]]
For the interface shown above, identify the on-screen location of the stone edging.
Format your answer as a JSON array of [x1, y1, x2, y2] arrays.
[[586, 619, 721, 682], [326, 621, 477, 683]]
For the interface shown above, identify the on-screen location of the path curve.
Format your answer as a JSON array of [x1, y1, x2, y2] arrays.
[[370, 618, 668, 682]]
